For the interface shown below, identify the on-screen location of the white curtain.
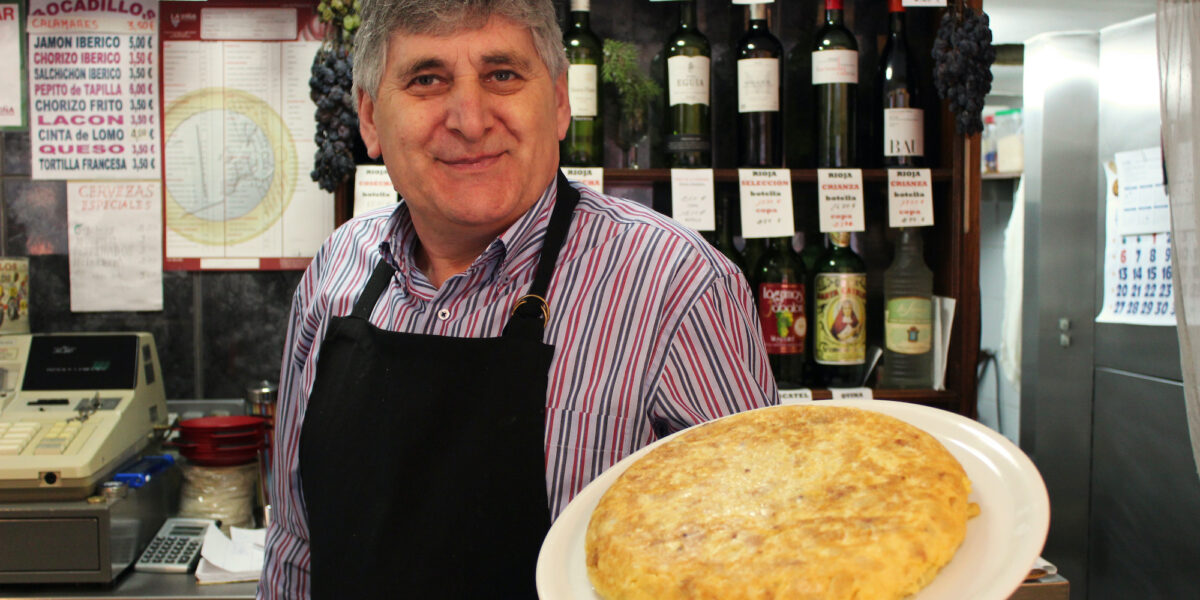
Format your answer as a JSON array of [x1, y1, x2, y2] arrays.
[[1158, 0, 1200, 477]]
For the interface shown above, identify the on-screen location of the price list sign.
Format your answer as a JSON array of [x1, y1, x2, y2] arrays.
[[818, 168, 865, 232], [27, 0, 160, 180]]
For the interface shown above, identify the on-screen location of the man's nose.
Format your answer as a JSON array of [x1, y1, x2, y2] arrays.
[[444, 80, 494, 140]]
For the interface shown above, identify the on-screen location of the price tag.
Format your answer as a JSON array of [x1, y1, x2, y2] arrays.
[[670, 168, 715, 231], [738, 168, 795, 238], [561, 167, 604, 192], [818, 169, 864, 232], [779, 388, 813, 405], [887, 168, 934, 227], [353, 165, 398, 217], [829, 387, 873, 401], [902, 0, 948, 7]]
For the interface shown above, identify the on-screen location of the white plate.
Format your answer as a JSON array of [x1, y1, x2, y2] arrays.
[[537, 400, 1050, 600]]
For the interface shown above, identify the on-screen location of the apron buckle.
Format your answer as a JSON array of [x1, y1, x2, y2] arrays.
[[510, 294, 549, 322]]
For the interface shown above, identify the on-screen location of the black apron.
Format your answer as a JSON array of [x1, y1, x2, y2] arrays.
[[299, 173, 579, 598]]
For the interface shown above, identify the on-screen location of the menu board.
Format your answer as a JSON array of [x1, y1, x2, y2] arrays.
[[159, 1, 331, 270], [26, 0, 160, 179]]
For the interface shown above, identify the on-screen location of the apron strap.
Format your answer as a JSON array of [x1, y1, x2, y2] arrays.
[[350, 260, 397, 320], [503, 170, 581, 341]]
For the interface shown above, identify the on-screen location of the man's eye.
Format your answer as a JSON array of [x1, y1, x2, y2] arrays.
[[413, 74, 438, 86], [491, 70, 517, 82]]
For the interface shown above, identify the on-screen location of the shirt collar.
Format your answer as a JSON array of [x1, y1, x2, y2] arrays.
[[377, 176, 560, 297]]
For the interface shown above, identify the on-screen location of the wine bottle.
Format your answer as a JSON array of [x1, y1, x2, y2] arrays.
[[755, 237, 807, 388], [704, 194, 748, 275], [880, 0, 923, 167], [879, 228, 934, 388], [737, 3, 782, 168], [742, 238, 765, 275], [813, 232, 866, 386], [561, 0, 603, 167], [664, 0, 711, 168], [813, 0, 857, 168]]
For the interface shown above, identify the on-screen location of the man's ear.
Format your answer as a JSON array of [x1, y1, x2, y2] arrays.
[[358, 88, 383, 159], [554, 70, 571, 141]]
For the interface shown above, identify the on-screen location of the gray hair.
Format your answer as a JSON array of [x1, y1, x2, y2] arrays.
[[353, 0, 568, 101]]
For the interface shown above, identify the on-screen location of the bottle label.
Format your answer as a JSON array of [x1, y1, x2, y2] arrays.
[[814, 272, 866, 364], [885, 296, 932, 354], [667, 55, 711, 106], [666, 134, 711, 153], [567, 64, 598, 118], [812, 49, 857, 85], [884, 108, 924, 157], [758, 282, 806, 354], [737, 58, 779, 113]]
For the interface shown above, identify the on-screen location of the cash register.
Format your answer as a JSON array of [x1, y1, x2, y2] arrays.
[[0, 332, 172, 583]]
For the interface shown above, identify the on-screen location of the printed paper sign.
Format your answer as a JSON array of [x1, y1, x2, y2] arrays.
[[818, 168, 865, 232], [670, 168, 715, 231], [67, 180, 163, 312], [27, 1, 161, 179], [778, 389, 812, 404], [888, 168, 934, 227], [903, 0, 948, 6], [562, 166, 604, 193], [1114, 147, 1170, 235], [352, 165, 397, 217], [830, 387, 873, 400], [1097, 161, 1175, 326], [739, 168, 794, 239], [0, 3, 22, 128]]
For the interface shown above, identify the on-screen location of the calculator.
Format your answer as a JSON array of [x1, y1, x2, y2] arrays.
[[134, 517, 216, 573]]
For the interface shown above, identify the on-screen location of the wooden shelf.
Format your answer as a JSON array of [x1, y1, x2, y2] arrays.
[[603, 168, 956, 185], [981, 171, 1023, 180]]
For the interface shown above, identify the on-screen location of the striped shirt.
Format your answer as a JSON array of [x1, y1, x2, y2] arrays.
[[259, 178, 778, 598]]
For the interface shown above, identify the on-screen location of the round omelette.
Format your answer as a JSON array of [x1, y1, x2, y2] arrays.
[[585, 404, 976, 600]]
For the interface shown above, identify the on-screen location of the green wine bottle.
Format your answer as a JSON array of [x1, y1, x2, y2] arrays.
[[664, 0, 711, 168], [880, 0, 923, 167], [813, 0, 857, 168], [737, 2, 782, 168], [755, 236, 807, 389], [879, 228, 934, 388], [813, 232, 866, 387], [561, 0, 603, 166]]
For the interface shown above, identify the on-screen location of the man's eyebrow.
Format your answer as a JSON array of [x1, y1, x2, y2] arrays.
[[398, 57, 447, 80], [480, 52, 533, 72]]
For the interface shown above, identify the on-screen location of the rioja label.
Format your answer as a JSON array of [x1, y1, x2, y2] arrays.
[[812, 49, 857, 85]]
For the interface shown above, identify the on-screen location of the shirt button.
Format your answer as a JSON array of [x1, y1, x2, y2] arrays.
[[437, 308, 451, 321]]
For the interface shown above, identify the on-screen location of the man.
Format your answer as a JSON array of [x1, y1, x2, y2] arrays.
[[259, 0, 777, 597]]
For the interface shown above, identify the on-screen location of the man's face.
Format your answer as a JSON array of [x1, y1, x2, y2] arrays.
[[359, 16, 570, 243]]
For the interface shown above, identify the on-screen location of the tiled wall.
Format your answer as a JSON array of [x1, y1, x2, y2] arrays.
[[0, 129, 302, 400]]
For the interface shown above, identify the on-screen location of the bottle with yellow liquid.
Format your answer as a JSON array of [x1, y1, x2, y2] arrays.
[[813, 232, 866, 387]]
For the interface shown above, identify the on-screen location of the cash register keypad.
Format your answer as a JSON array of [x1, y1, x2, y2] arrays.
[[0, 422, 42, 455], [0, 420, 82, 455]]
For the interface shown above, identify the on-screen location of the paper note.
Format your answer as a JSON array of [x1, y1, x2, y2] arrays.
[[739, 168, 794, 238], [671, 168, 715, 232], [353, 165, 397, 217], [562, 166, 604, 193], [0, 3, 21, 128], [1114, 148, 1171, 235], [67, 181, 163, 312], [778, 389, 813, 405], [887, 168, 934, 227], [1096, 160, 1176, 326], [818, 169, 865, 232]]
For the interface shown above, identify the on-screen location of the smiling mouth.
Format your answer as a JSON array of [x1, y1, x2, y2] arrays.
[[439, 152, 504, 169]]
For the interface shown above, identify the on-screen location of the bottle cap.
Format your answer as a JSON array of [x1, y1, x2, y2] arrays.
[[889, 0, 905, 12], [748, 3, 767, 20], [826, 0, 844, 10]]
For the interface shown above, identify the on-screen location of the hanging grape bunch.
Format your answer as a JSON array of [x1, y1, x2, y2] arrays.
[[932, 2, 996, 136], [310, 0, 361, 192]]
